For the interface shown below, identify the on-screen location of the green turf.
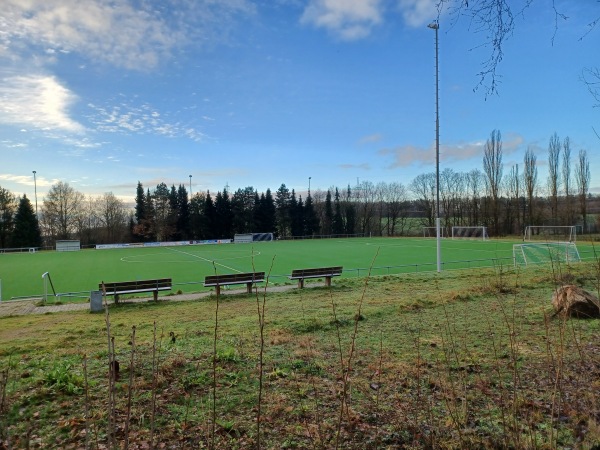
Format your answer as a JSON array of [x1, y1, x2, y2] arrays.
[[0, 236, 594, 301]]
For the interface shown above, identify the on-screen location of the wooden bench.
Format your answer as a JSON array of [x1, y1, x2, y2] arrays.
[[100, 278, 172, 303], [204, 272, 265, 295], [289, 266, 343, 288]]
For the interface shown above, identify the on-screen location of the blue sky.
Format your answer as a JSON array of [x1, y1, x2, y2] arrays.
[[0, 0, 598, 204]]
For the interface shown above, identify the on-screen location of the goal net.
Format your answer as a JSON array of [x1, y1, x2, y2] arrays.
[[513, 242, 581, 267], [451, 226, 489, 240], [524, 225, 576, 242], [422, 226, 445, 238]]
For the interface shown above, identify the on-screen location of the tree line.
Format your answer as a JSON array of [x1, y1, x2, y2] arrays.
[[0, 130, 595, 249]]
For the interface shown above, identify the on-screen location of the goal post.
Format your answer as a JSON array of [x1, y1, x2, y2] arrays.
[[422, 226, 445, 238], [523, 225, 576, 242], [451, 226, 489, 240], [513, 242, 581, 267]]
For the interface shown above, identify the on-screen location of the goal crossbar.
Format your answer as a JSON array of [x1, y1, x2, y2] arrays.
[[423, 226, 445, 238], [524, 225, 576, 242], [451, 226, 489, 240]]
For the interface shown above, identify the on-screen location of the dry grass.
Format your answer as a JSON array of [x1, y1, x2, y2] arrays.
[[1, 263, 600, 448]]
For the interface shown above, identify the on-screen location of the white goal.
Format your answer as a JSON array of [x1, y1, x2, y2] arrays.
[[451, 226, 489, 240], [524, 225, 576, 242], [513, 242, 581, 267], [422, 226, 445, 238]]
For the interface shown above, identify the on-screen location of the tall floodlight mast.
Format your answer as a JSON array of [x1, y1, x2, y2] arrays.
[[428, 21, 442, 273]]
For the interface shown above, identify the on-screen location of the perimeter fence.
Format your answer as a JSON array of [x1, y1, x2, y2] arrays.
[[5, 247, 599, 304]]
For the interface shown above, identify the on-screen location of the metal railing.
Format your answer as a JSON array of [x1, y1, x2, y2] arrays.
[[3, 249, 600, 304]]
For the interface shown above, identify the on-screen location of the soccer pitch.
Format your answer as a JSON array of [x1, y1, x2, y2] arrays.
[[0, 237, 529, 301]]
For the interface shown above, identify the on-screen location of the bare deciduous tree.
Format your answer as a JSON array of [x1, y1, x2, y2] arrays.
[[410, 173, 436, 227], [389, 181, 410, 236], [575, 149, 591, 231], [0, 186, 17, 248], [524, 146, 538, 227], [505, 164, 521, 235], [41, 181, 85, 241], [466, 169, 484, 226], [562, 136, 573, 225], [98, 193, 128, 243], [547, 132, 561, 223], [356, 181, 378, 235], [483, 129, 503, 234]]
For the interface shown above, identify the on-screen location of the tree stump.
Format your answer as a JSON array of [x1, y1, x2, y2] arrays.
[[552, 285, 600, 318]]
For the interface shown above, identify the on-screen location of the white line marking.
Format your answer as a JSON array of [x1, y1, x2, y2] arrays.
[[166, 247, 242, 273]]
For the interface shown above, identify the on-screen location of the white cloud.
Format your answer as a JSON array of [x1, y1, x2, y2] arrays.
[[397, 0, 439, 28], [0, 75, 83, 132], [301, 0, 383, 40], [88, 100, 208, 142], [0, 173, 57, 188], [1, 0, 176, 70], [359, 133, 383, 144], [380, 140, 485, 168], [380, 133, 525, 169], [0, 0, 256, 71]]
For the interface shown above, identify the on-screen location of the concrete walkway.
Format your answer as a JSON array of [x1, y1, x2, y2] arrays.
[[0, 283, 316, 318]]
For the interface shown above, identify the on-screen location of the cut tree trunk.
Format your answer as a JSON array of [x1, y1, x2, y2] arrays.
[[552, 285, 600, 318]]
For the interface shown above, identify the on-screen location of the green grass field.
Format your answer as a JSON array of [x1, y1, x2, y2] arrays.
[[1, 236, 596, 301]]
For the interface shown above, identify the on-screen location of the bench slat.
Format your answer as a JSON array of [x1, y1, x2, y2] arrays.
[[289, 266, 343, 279], [101, 278, 172, 292], [100, 278, 172, 302], [288, 266, 342, 288], [204, 272, 265, 295], [204, 272, 265, 286]]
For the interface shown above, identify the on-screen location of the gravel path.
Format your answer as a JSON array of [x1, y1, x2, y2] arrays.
[[0, 282, 321, 318]]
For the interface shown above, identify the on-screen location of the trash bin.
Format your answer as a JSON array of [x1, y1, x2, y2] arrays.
[[90, 290, 103, 313]]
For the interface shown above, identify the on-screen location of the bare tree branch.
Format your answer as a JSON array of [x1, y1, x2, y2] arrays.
[[437, 1, 598, 99], [582, 67, 600, 107]]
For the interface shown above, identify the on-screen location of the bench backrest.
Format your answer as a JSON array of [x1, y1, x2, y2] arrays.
[[100, 278, 172, 293], [291, 266, 343, 278], [204, 272, 265, 286]]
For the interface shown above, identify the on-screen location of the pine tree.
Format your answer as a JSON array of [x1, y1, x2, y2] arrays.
[[344, 185, 356, 235], [189, 192, 205, 240], [215, 189, 233, 239], [253, 191, 263, 231], [304, 194, 319, 236], [143, 189, 156, 241], [153, 183, 173, 241], [289, 190, 303, 237], [263, 189, 276, 233], [231, 187, 255, 234], [275, 184, 291, 238], [332, 188, 344, 236], [203, 191, 217, 238], [323, 190, 333, 235], [11, 195, 42, 248], [177, 185, 191, 239], [134, 181, 145, 224]]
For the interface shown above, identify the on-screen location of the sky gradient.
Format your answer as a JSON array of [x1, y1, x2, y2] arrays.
[[1, 0, 598, 204]]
